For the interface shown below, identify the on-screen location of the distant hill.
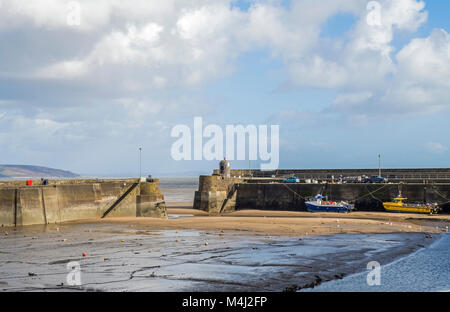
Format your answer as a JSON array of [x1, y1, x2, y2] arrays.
[[0, 165, 79, 179]]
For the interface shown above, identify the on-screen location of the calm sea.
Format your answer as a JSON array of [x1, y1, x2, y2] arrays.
[[304, 234, 450, 292], [159, 177, 198, 203]]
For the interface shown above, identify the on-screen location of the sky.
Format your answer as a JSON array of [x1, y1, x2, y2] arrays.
[[0, 0, 449, 177]]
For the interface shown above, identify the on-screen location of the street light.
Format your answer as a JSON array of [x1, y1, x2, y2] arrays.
[[139, 147, 142, 179], [378, 154, 381, 177]]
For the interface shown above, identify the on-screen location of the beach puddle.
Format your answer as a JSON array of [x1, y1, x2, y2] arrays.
[[160, 230, 201, 237], [167, 214, 195, 220]]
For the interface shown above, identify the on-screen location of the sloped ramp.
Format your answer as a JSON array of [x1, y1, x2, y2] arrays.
[[219, 184, 238, 214], [101, 182, 139, 218]]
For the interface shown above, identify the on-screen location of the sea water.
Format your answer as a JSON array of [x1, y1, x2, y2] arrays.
[[159, 177, 198, 202], [305, 234, 450, 292]]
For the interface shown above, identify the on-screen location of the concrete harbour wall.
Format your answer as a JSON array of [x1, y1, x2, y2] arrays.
[[194, 175, 450, 214], [193, 175, 240, 215], [0, 178, 167, 227]]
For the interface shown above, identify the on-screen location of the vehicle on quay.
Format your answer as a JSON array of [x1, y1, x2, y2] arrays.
[[343, 176, 362, 183], [305, 194, 353, 213], [362, 175, 387, 183], [283, 176, 300, 183]]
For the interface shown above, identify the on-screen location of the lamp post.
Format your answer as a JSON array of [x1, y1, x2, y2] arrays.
[[139, 147, 142, 179], [378, 154, 381, 177]]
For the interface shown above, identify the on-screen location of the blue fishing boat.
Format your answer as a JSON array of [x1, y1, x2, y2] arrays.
[[305, 195, 353, 213]]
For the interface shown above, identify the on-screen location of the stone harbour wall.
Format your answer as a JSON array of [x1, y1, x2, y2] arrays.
[[0, 178, 167, 227], [194, 175, 450, 214]]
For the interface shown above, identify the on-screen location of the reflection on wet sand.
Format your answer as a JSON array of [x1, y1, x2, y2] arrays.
[[0, 218, 437, 292]]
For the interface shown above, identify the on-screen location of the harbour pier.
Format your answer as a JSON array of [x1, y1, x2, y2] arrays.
[[194, 169, 450, 215], [0, 178, 167, 227]]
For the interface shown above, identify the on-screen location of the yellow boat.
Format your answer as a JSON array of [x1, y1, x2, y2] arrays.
[[383, 195, 440, 215]]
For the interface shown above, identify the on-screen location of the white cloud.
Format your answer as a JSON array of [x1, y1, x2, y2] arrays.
[[0, 1, 445, 113], [30, 3, 246, 86], [397, 29, 450, 88], [425, 142, 448, 154], [0, 0, 183, 31], [333, 92, 374, 108], [375, 28, 450, 115], [351, 0, 427, 54], [296, 1, 450, 119], [0, 0, 110, 31], [0, 0, 449, 173], [176, 5, 235, 41], [117, 98, 163, 127], [35, 60, 88, 79], [2, 1, 445, 118], [5, 0, 433, 97], [290, 56, 348, 88], [22, 0, 351, 90]]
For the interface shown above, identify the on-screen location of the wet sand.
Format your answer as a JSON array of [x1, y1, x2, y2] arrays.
[[0, 223, 438, 292], [85, 203, 450, 237], [0, 203, 448, 292], [166, 202, 196, 209]]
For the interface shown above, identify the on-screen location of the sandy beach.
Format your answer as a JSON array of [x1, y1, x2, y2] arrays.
[[66, 202, 450, 238], [1, 202, 448, 292], [0, 218, 440, 292]]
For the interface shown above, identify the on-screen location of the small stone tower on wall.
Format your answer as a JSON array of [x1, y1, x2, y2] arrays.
[[219, 157, 231, 178]]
